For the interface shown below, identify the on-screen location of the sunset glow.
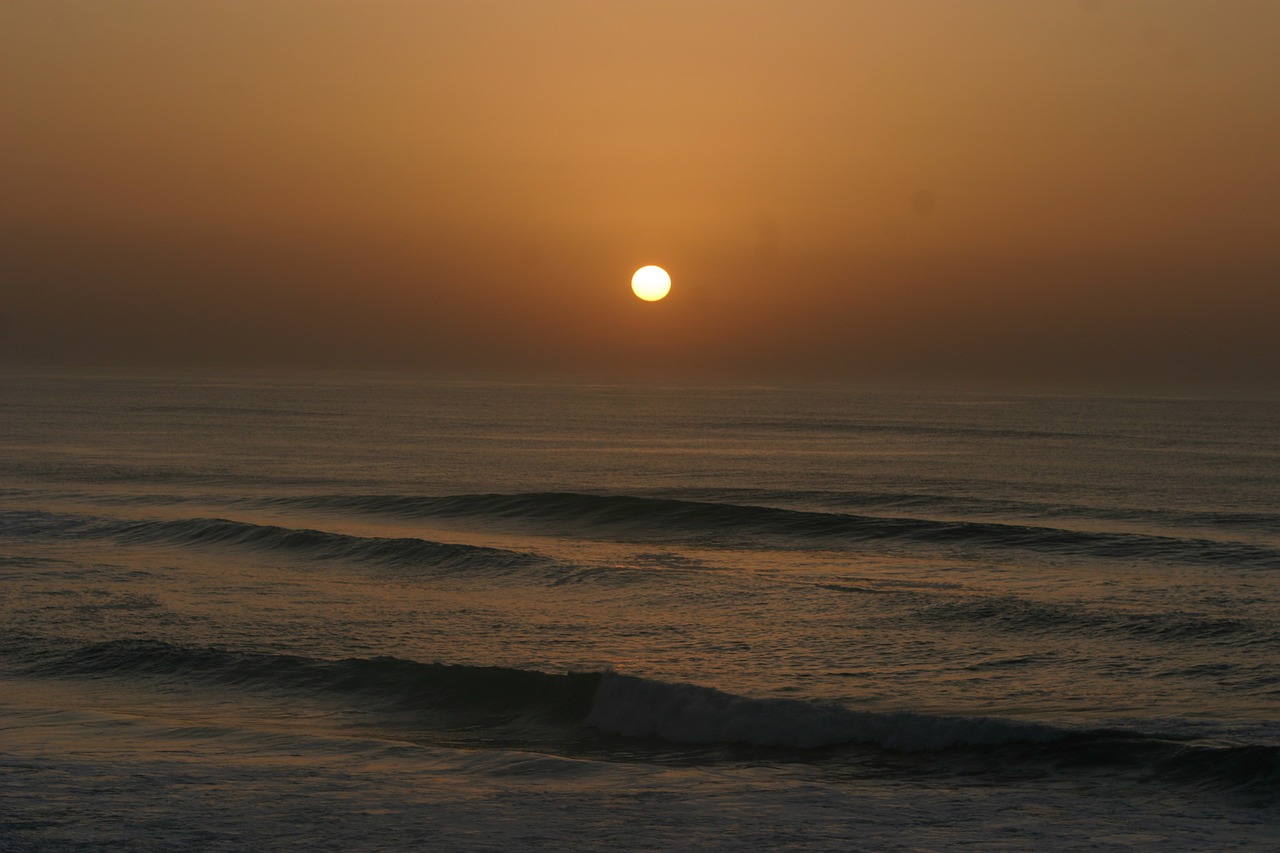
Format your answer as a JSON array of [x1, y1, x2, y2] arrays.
[[0, 1, 1277, 389]]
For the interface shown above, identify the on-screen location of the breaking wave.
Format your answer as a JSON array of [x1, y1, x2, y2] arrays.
[[13, 637, 1278, 795]]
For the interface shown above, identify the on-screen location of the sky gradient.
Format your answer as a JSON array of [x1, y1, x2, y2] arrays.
[[3, 0, 1278, 390]]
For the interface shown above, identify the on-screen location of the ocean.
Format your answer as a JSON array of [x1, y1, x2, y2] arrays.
[[2, 371, 1277, 850]]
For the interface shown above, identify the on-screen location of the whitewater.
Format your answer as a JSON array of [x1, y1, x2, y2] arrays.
[[2, 371, 1277, 850]]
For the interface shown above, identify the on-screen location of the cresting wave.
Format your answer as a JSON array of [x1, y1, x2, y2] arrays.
[[263, 492, 1280, 568], [8, 638, 1081, 752], [12, 638, 1278, 795]]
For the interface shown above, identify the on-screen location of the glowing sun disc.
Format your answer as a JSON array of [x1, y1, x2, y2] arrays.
[[631, 265, 671, 301]]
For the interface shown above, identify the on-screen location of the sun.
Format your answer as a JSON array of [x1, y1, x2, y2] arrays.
[[630, 265, 671, 302]]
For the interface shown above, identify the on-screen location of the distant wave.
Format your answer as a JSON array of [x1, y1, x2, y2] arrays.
[[6, 499, 1278, 577], [687, 489, 1280, 538], [921, 595, 1280, 648], [0, 510, 550, 575], [110, 516, 550, 573], [0, 509, 100, 538], [703, 417, 1090, 441], [16, 481, 1278, 538], [14, 637, 1278, 795], [264, 492, 1280, 568], [15, 479, 1278, 539]]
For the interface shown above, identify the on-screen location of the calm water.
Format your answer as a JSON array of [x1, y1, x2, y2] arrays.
[[2, 371, 1278, 850]]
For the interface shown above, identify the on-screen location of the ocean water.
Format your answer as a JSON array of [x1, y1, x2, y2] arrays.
[[2, 371, 1278, 851]]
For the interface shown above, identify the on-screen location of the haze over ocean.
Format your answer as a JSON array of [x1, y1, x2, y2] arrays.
[[4, 2, 1279, 391], [2, 373, 1277, 849]]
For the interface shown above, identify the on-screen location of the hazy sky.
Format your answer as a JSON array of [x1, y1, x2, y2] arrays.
[[3, 0, 1278, 390]]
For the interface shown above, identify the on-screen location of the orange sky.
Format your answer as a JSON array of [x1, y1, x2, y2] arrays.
[[2, 0, 1278, 390]]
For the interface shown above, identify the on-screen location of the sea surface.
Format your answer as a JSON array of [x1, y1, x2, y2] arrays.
[[2, 371, 1278, 851]]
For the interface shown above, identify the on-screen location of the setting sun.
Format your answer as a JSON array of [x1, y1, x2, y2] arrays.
[[631, 265, 671, 302]]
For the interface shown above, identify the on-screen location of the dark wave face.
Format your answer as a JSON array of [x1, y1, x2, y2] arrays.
[[262, 492, 1280, 569], [12, 637, 1278, 799]]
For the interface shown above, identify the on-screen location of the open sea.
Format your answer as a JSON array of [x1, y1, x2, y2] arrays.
[[2, 371, 1278, 851]]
